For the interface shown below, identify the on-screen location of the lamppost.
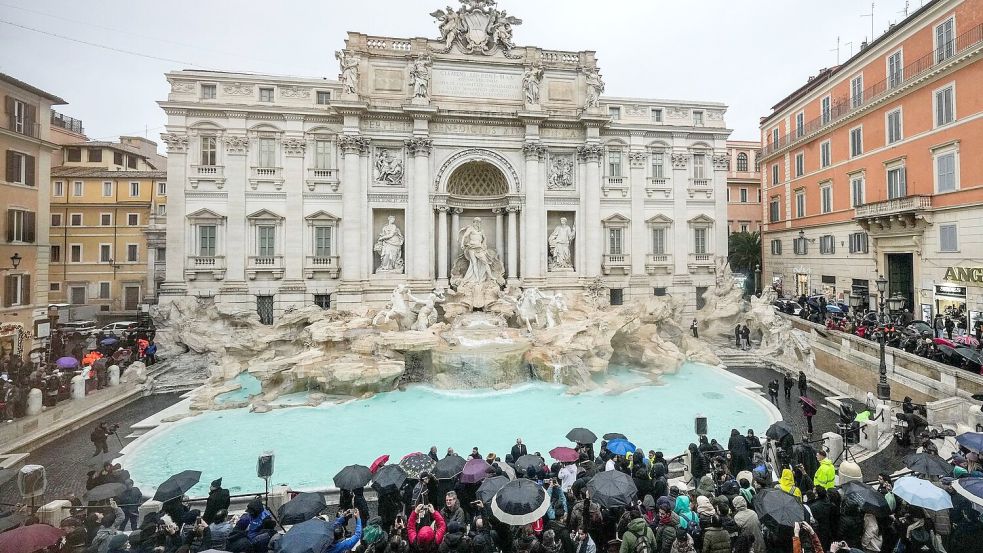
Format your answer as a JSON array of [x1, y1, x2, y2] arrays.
[[0, 252, 22, 272], [848, 292, 863, 317], [875, 275, 891, 400], [754, 263, 761, 296]]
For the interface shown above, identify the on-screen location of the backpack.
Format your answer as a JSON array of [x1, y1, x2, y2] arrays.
[[680, 512, 701, 540], [628, 529, 651, 553]]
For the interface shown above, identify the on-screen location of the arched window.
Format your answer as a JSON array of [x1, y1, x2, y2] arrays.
[[736, 152, 749, 172]]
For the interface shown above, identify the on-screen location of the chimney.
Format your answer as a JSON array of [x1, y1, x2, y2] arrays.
[[860, 40, 869, 50]]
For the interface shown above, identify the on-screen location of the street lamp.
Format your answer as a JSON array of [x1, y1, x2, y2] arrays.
[[754, 263, 761, 296], [848, 293, 863, 316], [887, 293, 906, 314], [874, 274, 891, 401], [0, 252, 22, 271]]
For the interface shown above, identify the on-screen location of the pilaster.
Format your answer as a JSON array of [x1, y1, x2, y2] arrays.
[[578, 143, 603, 278]]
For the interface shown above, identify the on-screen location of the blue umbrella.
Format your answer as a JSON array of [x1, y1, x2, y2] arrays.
[[956, 432, 983, 453], [278, 518, 334, 553], [826, 305, 843, 314], [99, 337, 119, 346], [605, 438, 637, 456], [892, 476, 953, 510], [952, 477, 983, 509]]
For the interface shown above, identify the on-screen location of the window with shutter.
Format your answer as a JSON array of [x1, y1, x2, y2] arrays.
[[20, 274, 30, 305], [24, 154, 34, 186], [24, 211, 35, 243], [3, 275, 14, 307], [5, 210, 13, 243], [939, 224, 958, 252]]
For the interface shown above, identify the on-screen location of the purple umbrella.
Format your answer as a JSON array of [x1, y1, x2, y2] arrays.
[[56, 356, 79, 369], [460, 458, 492, 484]]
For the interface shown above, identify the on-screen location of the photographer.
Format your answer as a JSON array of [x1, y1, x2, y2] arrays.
[[408, 503, 446, 553], [327, 508, 363, 553], [90, 422, 117, 457]]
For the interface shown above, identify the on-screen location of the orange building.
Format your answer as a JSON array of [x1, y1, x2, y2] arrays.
[[759, 0, 983, 327], [726, 140, 762, 233]]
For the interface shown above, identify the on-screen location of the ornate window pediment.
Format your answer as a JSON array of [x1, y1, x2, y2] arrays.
[[646, 214, 673, 226], [186, 208, 226, 224], [602, 213, 630, 226], [305, 210, 340, 223], [688, 214, 714, 226], [247, 208, 284, 222]]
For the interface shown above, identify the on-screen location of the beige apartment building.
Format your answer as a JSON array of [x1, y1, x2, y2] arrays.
[[1, 73, 66, 361], [726, 140, 762, 233]]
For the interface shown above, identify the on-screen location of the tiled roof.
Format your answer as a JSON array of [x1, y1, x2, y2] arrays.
[[0, 73, 67, 104], [51, 166, 165, 178]]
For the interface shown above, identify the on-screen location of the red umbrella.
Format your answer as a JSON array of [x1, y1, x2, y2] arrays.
[[549, 447, 580, 463], [0, 523, 65, 553], [955, 335, 980, 347], [370, 454, 390, 474], [799, 396, 817, 409], [934, 338, 956, 347]]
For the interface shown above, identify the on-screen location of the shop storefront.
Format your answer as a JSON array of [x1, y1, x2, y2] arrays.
[[795, 273, 809, 296], [851, 279, 870, 311], [934, 284, 966, 317], [821, 275, 836, 299], [0, 322, 25, 360]]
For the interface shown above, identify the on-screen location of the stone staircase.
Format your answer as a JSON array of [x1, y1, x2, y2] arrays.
[[715, 348, 764, 369]]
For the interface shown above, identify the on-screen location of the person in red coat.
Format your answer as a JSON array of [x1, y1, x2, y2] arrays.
[[408, 503, 446, 552]]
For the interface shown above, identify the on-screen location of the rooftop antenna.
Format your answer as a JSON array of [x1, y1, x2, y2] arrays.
[[860, 2, 875, 42], [830, 35, 841, 64], [845, 41, 854, 58], [900, 1, 910, 17]]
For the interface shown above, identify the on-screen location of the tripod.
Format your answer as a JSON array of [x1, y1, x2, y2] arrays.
[[833, 424, 860, 465]]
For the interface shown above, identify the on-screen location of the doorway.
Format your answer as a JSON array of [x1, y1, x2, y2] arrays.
[[123, 286, 140, 311], [257, 295, 274, 325], [795, 273, 809, 296], [886, 253, 914, 310]]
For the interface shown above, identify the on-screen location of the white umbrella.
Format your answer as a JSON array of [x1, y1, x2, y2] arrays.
[[892, 476, 952, 510]]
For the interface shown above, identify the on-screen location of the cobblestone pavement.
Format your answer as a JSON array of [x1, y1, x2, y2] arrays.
[[0, 393, 182, 505]]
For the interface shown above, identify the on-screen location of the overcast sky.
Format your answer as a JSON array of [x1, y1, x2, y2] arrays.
[[1, 0, 921, 148]]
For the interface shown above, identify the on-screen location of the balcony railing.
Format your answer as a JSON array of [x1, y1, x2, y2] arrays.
[[307, 168, 338, 180], [604, 176, 626, 186], [251, 167, 282, 179], [50, 111, 84, 134], [185, 255, 225, 281], [690, 178, 711, 187], [5, 116, 40, 139], [645, 253, 672, 275], [247, 255, 284, 280], [688, 253, 713, 266], [854, 195, 932, 218], [304, 255, 340, 279], [602, 253, 630, 275], [762, 23, 983, 159], [192, 165, 224, 177]]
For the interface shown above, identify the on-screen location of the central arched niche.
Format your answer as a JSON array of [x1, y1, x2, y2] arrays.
[[446, 161, 508, 199]]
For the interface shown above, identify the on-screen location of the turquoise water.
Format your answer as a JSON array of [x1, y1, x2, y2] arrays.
[[125, 363, 772, 496], [215, 372, 263, 404]]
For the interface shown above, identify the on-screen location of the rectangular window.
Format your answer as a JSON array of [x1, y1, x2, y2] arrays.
[[652, 228, 665, 255], [5, 209, 35, 242], [771, 164, 779, 186], [99, 244, 112, 263], [608, 228, 623, 255], [771, 128, 779, 147], [820, 140, 831, 168], [314, 226, 332, 257], [651, 108, 663, 122], [795, 111, 804, 137], [5, 151, 31, 185], [936, 17, 955, 62], [157, 182, 166, 195], [820, 235, 835, 254], [888, 50, 903, 88], [88, 148, 102, 162], [820, 185, 832, 214], [201, 84, 216, 99], [314, 140, 331, 169], [651, 152, 664, 178], [50, 214, 64, 229], [795, 190, 805, 218], [939, 223, 958, 252], [608, 151, 622, 177], [936, 150, 957, 193], [99, 282, 110, 299], [53, 181, 64, 196], [887, 166, 907, 199], [102, 181, 113, 197], [50, 282, 60, 292], [693, 154, 706, 179], [127, 244, 138, 262], [694, 228, 707, 255], [51, 245, 61, 262], [795, 152, 804, 177], [113, 151, 123, 166], [258, 226, 276, 256], [849, 232, 869, 254], [887, 109, 902, 144], [70, 244, 82, 263], [769, 198, 780, 222], [821, 96, 831, 124], [850, 75, 863, 108], [693, 110, 704, 126], [126, 155, 137, 169], [70, 285, 85, 304], [314, 294, 331, 309], [200, 136, 217, 165], [935, 85, 954, 126], [3, 274, 25, 306], [316, 91, 331, 104], [851, 175, 865, 207], [130, 182, 140, 197], [770, 239, 782, 255], [100, 213, 112, 226], [259, 87, 274, 102], [127, 213, 139, 226], [258, 138, 276, 167], [794, 237, 808, 255], [70, 213, 82, 226], [66, 147, 81, 162], [157, 204, 167, 216], [199, 225, 216, 257], [608, 107, 621, 120], [740, 188, 748, 203], [849, 127, 863, 157]]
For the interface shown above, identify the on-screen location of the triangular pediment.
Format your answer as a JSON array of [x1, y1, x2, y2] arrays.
[[688, 213, 715, 224], [186, 208, 225, 220], [246, 208, 284, 220], [305, 210, 340, 222], [646, 214, 673, 224], [602, 213, 630, 224]]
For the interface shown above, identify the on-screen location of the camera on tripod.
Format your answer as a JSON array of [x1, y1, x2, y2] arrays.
[[836, 403, 860, 445]]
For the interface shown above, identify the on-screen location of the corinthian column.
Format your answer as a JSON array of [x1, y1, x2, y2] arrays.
[[339, 135, 368, 283], [579, 143, 603, 278], [628, 151, 647, 277], [407, 138, 434, 284], [522, 142, 546, 284]]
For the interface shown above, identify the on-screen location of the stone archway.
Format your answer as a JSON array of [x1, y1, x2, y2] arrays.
[[447, 161, 508, 199]]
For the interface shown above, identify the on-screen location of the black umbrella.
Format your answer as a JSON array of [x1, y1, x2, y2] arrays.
[[277, 518, 334, 553], [840, 481, 890, 515], [953, 346, 983, 367], [765, 420, 794, 441], [433, 455, 466, 480], [278, 492, 327, 525], [903, 452, 953, 477], [514, 455, 546, 476], [566, 428, 597, 444], [753, 488, 806, 529], [491, 478, 550, 526], [372, 464, 408, 494], [585, 470, 638, 509], [399, 453, 436, 479], [152, 470, 202, 502], [477, 475, 510, 504], [0, 513, 27, 534], [83, 482, 126, 503], [602, 433, 627, 441], [333, 464, 372, 490]]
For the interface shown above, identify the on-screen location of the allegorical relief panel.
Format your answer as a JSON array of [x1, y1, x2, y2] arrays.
[[546, 153, 575, 190], [374, 148, 405, 185]]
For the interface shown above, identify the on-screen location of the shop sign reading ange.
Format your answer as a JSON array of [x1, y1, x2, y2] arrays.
[[942, 266, 983, 284]]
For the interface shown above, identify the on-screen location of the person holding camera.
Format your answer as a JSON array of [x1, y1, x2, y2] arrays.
[[325, 509, 363, 553], [408, 503, 446, 553], [90, 422, 116, 456]]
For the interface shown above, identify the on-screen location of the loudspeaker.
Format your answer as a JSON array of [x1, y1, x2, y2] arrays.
[[695, 416, 707, 436], [18, 465, 47, 499], [257, 452, 275, 479]]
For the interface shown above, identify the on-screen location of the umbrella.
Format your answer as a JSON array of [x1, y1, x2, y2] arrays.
[[602, 433, 627, 441], [277, 518, 334, 553], [766, 420, 794, 441], [461, 458, 492, 484], [799, 396, 817, 410], [840, 481, 891, 514], [491, 478, 550, 525], [952, 477, 983, 508], [904, 452, 953, 477], [495, 460, 517, 480], [369, 454, 390, 474], [826, 305, 843, 314], [549, 447, 580, 463], [933, 337, 956, 347], [0, 523, 65, 553], [605, 438, 637, 456], [371, 464, 408, 494], [477, 475, 510, 504], [514, 454, 546, 476], [278, 492, 327, 525], [953, 346, 983, 367], [100, 337, 120, 346], [433, 455, 467, 480], [753, 488, 806, 529], [954, 335, 980, 347], [84, 451, 122, 470], [566, 427, 597, 444], [153, 469, 202, 502], [956, 432, 983, 453], [0, 467, 18, 487], [83, 482, 126, 502], [333, 464, 372, 490], [399, 453, 436, 479], [585, 470, 638, 509], [892, 476, 953, 510], [56, 356, 79, 369]]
